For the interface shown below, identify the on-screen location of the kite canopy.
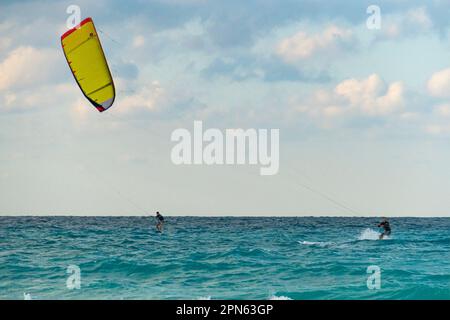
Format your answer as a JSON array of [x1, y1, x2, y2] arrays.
[[61, 17, 115, 112]]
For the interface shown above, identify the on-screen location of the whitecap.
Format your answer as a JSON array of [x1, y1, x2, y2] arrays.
[[358, 228, 389, 240], [298, 240, 333, 247], [269, 295, 292, 300]]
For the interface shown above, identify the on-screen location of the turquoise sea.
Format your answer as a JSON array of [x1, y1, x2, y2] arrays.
[[0, 217, 449, 300]]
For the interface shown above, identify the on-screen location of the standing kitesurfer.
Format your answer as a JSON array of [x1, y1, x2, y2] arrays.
[[155, 211, 165, 232], [378, 218, 391, 239]]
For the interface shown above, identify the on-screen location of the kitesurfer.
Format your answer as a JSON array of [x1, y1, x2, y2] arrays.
[[378, 218, 391, 239], [155, 211, 165, 232]]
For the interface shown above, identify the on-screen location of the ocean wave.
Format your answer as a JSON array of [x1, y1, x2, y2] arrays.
[[298, 241, 335, 247], [2, 216, 450, 300], [299, 228, 389, 247], [269, 295, 292, 300], [357, 228, 389, 240], [427, 238, 450, 245]]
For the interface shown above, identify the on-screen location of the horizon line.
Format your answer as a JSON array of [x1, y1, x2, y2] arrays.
[[1, 214, 449, 218]]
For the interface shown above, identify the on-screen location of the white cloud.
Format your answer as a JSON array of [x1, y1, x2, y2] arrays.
[[381, 7, 432, 40], [276, 25, 354, 62], [427, 68, 450, 98], [71, 97, 91, 120], [132, 35, 146, 48], [406, 7, 433, 30], [434, 103, 450, 117], [424, 124, 450, 135], [383, 23, 401, 39], [335, 74, 404, 116], [1, 83, 77, 111], [321, 105, 343, 117], [0, 46, 59, 92], [294, 74, 405, 120], [117, 81, 165, 112]]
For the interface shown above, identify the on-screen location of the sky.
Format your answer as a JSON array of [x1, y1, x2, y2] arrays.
[[1, 0, 450, 216]]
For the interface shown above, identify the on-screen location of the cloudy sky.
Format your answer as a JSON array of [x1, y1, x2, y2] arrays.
[[1, 0, 450, 216]]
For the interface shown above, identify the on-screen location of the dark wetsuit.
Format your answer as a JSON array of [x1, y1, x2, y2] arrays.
[[156, 213, 164, 232], [378, 221, 391, 236]]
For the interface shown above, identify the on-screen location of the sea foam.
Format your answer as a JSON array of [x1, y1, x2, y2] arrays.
[[269, 295, 292, 300], [358, 228, 387, 240]]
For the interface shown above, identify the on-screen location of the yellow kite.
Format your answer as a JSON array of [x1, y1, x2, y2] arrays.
[[61, 17, 115, 112]]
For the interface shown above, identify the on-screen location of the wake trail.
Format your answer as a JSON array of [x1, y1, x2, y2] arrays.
[[299, 228, 390, 248]]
